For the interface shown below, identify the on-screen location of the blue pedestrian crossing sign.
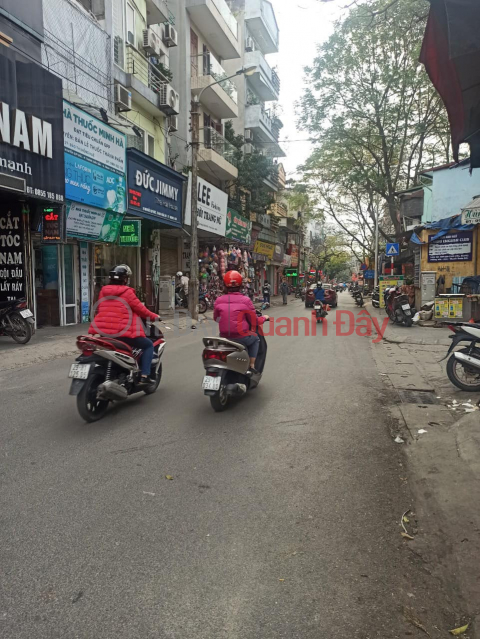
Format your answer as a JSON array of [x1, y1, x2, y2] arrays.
[[386, 243, 400, 257]]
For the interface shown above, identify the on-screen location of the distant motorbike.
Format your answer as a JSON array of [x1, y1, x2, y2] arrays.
[[443, 322, 480, 392], [202, 310, 269, 412], [0, 298, 35, 344], [69, 322, 166, 422], [384, 286, 413, 327], [198, 291, 212, 314], [313, 299, 328, 324], [372, 285, 380, 309], [351, 286, 364, 307]]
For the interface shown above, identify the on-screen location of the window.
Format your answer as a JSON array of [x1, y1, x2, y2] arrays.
[[146, 133, 155, 158], [126, 4, 135, 46]]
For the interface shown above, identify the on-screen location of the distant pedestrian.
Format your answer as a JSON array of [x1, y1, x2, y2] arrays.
[[280, 278, 289, 305], [262, 281, 271, 305]]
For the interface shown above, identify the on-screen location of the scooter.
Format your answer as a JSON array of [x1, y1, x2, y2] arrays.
[[443, 322, 480, 392], [352, 288, 364, 307], [384, 286, 413, 326], [313, 299, 328, 323], [0, 298, 35, 344], [201, 311, 269, 412], [372, 285, 380, 309]]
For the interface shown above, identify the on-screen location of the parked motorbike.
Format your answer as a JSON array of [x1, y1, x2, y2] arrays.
[[0, 298, 35, 344], [351, 287, 364, 307], [201, 311, 269, 412], [313, 299, 328, 324], [372, 285, 380, 309], [198, 291, 212, 314], [384, 286, 413, 327], [443, 322, 480, 392], [69, 322, 166, 422]]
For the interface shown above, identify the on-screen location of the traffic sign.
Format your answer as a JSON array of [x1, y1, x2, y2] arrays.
[[364, 270, 375, 279], [386, 243, 400, 257]]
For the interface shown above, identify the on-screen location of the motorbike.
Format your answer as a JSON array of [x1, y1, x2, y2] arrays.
[[201, 310, 269, 412], [69, 322, 166, 422], [384, 286, 413, 327], [198, 290, 212, 314], [351, 286, 364, 307], [175, 286, 188, 308], [372, 285, 380, 309], [0, 298, 35, 344], [443, 322, 480, 392], [313, 299, 328, 323]]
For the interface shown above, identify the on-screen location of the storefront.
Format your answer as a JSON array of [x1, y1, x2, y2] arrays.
[[127, 148, 186, 311], [0, 48, 65, 323]]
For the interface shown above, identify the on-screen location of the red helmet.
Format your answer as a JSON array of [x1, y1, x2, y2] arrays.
[[224, 270, 243, 288]]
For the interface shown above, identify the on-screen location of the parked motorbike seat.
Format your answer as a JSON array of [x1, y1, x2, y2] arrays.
[[86, 336, 134, 353]]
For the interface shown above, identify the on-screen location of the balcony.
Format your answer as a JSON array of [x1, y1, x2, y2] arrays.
[[270, 202, 288, 218], [245, 0, 279, 54], [263, 159, 279, 191], [191, 54, 238, 119], [145, 0, 169, 26], [186, 0, 241, 60], [198, 127, 239, 180], [245, 104, 286, 157], [244, 50, 279, 101], [123, 45, 174, 116]]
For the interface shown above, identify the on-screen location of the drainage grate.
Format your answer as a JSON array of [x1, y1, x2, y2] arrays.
[[397, 390, 440, 405]]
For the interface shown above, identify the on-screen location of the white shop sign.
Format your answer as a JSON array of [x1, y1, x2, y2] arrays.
[[185, 174, 228, 236]]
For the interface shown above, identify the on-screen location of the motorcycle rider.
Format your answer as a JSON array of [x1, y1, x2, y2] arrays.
[[176, 271, 189, 307], [214, 270, 269, 374], [314, 281, 325, 303], [89, 265, 160, 384]]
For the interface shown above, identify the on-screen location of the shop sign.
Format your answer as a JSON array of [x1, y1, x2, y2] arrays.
[[257, 213, 271, 229], [428, 231, 473, 263], [282, 254, 292, 267], [273, 243, 284, 263], [462, 207, 480, 225], [414, 247, 421, 287], [226, 208, 252, 244], [79, 242, 90, 322], [0, 50, 65, 202], [252, 252, 267, 261], [290, 246, 299, 267], [119, 220, 141, 247], [253, 240, 275, 259], [63, 101, 126, 213], [128, 149, 184, 228], [435, 297, 449, 319], [0, 205, 25, 302], [41, 205, 65, 243], [66, 202, 123, 243]]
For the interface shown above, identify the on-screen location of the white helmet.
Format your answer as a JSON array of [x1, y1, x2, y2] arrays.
[[176, 271, 183, 277]]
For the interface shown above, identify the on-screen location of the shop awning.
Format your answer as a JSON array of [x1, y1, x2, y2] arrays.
[[420, 0, 480, 168]]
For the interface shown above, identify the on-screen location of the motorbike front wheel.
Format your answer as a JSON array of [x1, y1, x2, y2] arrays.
[[198, 299, 208, 314], [446, 349, 480, 392], [77, 373, 110, 422], [9, 313, 33, 344], [210, 384, 230, 412]]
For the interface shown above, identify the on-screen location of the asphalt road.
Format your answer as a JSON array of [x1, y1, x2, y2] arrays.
[[0, 294, 420, 638]]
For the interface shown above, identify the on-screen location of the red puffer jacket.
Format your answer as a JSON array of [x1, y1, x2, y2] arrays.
[[214, 292, 265, 338], [89, 285, 158, 338]]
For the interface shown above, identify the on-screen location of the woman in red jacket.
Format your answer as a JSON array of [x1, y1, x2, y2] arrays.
[[89, 264, 160, 383]]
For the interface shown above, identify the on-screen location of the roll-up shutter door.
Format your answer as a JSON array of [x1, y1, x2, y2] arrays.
[[160, 236, 178, 276]]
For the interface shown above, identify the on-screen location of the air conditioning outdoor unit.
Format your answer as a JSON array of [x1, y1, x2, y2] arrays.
[[244, 142, 253, 155], [245, 36, 254, 52], [163, 24, 178, 47], [115, 84, 132, 112], [143, 28, 162, 55], [168, 115, 179, 132], [159, 83, 180, 115], [244, 129, 253, 142]]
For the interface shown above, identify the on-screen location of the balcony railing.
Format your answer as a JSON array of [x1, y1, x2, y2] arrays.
[[126, 44, 171, 95], [204, 54, 238, 104], [212, 0, 238, 37], [203, 127, 239, 167], [271, 68, 280, 95]]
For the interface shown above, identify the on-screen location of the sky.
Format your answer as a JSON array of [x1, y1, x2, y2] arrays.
[[268, 0, 344, 178]]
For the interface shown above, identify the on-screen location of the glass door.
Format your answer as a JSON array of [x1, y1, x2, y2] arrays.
[[62, 244, 77, 325]]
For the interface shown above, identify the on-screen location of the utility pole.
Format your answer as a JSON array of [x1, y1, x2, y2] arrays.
[[189, 97, 200, 321], [374, 207, 379, 288]]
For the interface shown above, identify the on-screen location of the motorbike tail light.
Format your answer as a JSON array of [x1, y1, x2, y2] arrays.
[[447, 324, 458, 333], [15, 301, 27, 309], [77, 339, 96, 355], [203, 349, 230, 362]]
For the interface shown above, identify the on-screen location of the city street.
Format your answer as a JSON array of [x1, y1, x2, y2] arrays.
[[0, 295, 449, 638]]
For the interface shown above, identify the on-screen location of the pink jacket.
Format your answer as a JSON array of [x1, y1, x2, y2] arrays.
[[214, 292, 265, 338]]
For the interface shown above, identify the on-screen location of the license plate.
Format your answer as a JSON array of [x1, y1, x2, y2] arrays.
[[69, 363, 91, 379], [202, 375, 221, 391], [402, 304, 410, 310], [404, 310, 412, 316], [20, 309, 33, 318]]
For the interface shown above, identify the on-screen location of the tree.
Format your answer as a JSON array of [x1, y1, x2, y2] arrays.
[[309, 228, 352, 280], [298, 0, 451, 237]]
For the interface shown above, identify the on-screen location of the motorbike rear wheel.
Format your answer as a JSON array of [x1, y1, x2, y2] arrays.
[[9, 313, 32, 344], [143, 364, 162, 395], [210, 384, 229, 412], [446, 348, 480, 392], [77, 373, 110, 422], [198, 299, 208, 314]]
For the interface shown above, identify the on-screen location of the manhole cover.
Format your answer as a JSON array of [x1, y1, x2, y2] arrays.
[[397, 390, 440, 405]]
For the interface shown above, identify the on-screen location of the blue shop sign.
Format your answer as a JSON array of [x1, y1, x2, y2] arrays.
[[127, 149, 186, 228], [64, 153, 126, 213]]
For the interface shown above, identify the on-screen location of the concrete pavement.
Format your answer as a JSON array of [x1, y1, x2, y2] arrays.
[[0, 295, 468, 638]]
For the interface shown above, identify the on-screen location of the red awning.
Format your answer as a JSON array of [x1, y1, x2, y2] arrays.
[[420, 0, 480, 167]]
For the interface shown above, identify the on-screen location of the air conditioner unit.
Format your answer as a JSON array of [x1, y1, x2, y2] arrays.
[[143, 28, 162, 55], [245, 37, 254, 52], [168, 115, 179, 132], [244, 129, 253, 142], [159, 83, 180, 115], [244, 142, 253, 155], [163, 24, 178, 47], [115, 84, 132, 112]]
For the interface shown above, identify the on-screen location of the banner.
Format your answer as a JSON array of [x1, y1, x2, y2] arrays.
[[226, 208, 252, 244], [119, 220, 141, 247], [66, 202, 123, 243], [185, 174, 228, 236], [253, 240, 275, 259], [428, 231, 473, 263], [290, 246, 299, 267], [0, 205, 25, 303]]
